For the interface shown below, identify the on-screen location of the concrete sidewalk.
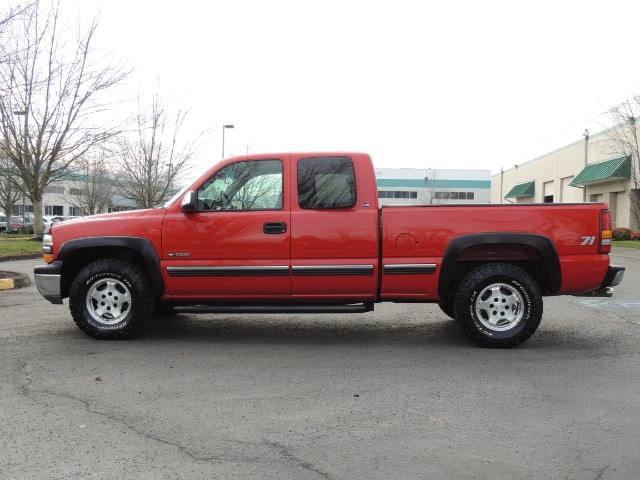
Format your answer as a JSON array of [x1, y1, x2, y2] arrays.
[[612, 245, 640, 261]]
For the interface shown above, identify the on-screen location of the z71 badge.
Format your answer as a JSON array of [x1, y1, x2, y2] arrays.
[[579, 236, 596, 246]]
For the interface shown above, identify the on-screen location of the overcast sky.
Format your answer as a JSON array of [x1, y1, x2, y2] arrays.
[[66, 0, 640, 176]]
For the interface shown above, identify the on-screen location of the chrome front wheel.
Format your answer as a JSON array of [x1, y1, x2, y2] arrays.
[[86, 277, 132, 325]]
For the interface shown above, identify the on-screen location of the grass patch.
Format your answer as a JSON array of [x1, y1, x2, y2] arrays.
[[0, 233, 32, 241], [613, 240, 640, 249], [0, 239, 42, 257]]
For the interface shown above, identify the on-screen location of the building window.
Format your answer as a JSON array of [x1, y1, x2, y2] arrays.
[[298, 156, 356, 209], [45, 185, 65, 194], [68, 206, 84, 216], [544, 195, 554, 203], [69, 188, 85, 196], [108, 206, 134, 213], [434, 191, 474, 200], [44, 205, 63, 216], [378, 190, 417, 199], [12, 204, 33, 215]]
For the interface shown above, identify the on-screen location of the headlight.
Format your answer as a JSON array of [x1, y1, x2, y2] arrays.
[[42, 233, 54, 262]]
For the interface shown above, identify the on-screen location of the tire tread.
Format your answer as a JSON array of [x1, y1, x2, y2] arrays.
[[453, 263, 543, 348], [69, 258, 154, 339]]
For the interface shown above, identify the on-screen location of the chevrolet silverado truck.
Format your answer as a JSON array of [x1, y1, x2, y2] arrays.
[[34, 152, 625, 347]]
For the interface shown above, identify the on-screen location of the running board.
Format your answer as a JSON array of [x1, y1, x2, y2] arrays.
[[172, 303, 374, 314]]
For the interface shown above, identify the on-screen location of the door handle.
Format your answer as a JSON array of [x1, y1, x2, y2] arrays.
[[263, 222, 287, 234]]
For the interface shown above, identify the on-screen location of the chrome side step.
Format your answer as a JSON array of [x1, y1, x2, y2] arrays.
[[172, 303, 374, 314]]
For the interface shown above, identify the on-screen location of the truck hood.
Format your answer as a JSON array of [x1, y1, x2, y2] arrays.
[[50, 208, 167, 248], [60, 208, 159, 225]]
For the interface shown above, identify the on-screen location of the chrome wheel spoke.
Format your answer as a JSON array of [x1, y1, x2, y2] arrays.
[[474, 282, 524, 332], [86, 277, 132, 325]]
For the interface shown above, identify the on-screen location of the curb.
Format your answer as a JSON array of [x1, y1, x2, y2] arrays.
[[0, 254, 41, 262], [0, 271, 31, 291]]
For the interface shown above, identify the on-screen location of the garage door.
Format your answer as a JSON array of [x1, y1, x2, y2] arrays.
[[615, 191, 630, 228], [561, 176, 582, 202], [543, 181, 554, 203]]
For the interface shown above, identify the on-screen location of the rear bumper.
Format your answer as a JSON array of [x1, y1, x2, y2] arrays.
[[574, 265, 625, 298], [34, 261, 63, 304]]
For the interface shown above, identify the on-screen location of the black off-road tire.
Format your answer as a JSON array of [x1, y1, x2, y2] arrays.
[[69, 259, 154, 339], [438, 300, 456, 320], [453, 263, 543, 348]]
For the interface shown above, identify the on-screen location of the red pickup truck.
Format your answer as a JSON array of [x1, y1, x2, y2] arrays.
[[35, 152, 624, 347]]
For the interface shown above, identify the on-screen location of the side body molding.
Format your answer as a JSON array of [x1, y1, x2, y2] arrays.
[[438, 233, 562, 299], [57, 236, 164, 298]]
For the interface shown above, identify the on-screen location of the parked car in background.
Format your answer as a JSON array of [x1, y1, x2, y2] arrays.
[[42, 215, 66, 231], [0, 215, 7, 233], [9, 216, 35, 234]]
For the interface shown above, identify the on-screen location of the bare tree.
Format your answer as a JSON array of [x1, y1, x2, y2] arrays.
[[425, 168, 440, 204], [0, 154, 22, 222], [67, 148, 115, 216], [605, 97, 640, 229], [0, 2, 32, 40], [0, 0, 128, 235], [115, 91, 195, 209]]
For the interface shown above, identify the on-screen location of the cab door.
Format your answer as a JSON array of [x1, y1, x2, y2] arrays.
[[290, 154, 379, 299], [162, 156, 291, 299]]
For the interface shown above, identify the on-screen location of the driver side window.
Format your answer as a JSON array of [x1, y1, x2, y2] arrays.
[[197, 159, 283, 211]]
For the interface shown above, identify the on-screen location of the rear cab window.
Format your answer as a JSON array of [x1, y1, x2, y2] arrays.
[[297, 156, 356, 209]]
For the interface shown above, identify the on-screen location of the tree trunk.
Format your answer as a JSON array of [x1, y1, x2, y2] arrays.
[[4, 202, 14, 223], [32, 197, 43, 237]]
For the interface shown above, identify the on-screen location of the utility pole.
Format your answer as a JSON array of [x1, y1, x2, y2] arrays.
[[222, 124, 234, 159], [583, 129, 589, 202]]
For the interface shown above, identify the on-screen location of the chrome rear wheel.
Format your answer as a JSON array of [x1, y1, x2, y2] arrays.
[[474, 282, 524, 332]]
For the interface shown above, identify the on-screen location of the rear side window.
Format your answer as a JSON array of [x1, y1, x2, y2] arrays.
[[297, 156, 356, 209]]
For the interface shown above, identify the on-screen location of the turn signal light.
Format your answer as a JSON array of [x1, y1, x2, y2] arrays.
[[599, 209, 612, 254]]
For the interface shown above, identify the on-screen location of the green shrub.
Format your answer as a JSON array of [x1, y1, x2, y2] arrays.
[[613, 228, 632, 240]]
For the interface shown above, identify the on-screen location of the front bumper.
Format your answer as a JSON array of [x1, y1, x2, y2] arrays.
[[34, 261, 63, 304], [575, 265, 625, 298]]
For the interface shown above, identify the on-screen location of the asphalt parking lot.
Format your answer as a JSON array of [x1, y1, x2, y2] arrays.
[[1, 250, 639, 480]]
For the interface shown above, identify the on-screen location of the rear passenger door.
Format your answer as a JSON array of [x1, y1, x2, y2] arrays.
[[290, 155, 379, 299]]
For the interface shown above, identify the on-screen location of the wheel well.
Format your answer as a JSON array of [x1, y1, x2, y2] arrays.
[[60, 247, 149, 298], [440, 242, 557, 300]]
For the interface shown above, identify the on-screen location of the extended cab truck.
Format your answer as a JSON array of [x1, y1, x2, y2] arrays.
[[34, 152, 625, 347]]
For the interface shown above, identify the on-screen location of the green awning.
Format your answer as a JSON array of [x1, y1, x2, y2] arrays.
[[569, 156, 631, 187], [505, 181, 535, 198]]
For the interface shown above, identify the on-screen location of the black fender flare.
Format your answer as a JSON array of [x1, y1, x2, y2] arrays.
[[58, 236, 164, 298], [438, 233, 561, 298]]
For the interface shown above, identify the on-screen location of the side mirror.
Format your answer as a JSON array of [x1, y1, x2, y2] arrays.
[[181, 191, 197, 212]]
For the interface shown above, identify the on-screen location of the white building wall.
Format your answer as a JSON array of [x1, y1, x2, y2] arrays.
[[491, 126, 638, 229], [376, 167, 491, 206]]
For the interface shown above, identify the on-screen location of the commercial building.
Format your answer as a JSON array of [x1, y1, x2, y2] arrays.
[[491, 126, 639, 230], [375, 167, 491, 205], [10, 176, 136, 218]]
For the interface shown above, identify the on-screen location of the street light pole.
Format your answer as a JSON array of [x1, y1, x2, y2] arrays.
[[222, 124, 234, 159], [582, 128, 589, 203]]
